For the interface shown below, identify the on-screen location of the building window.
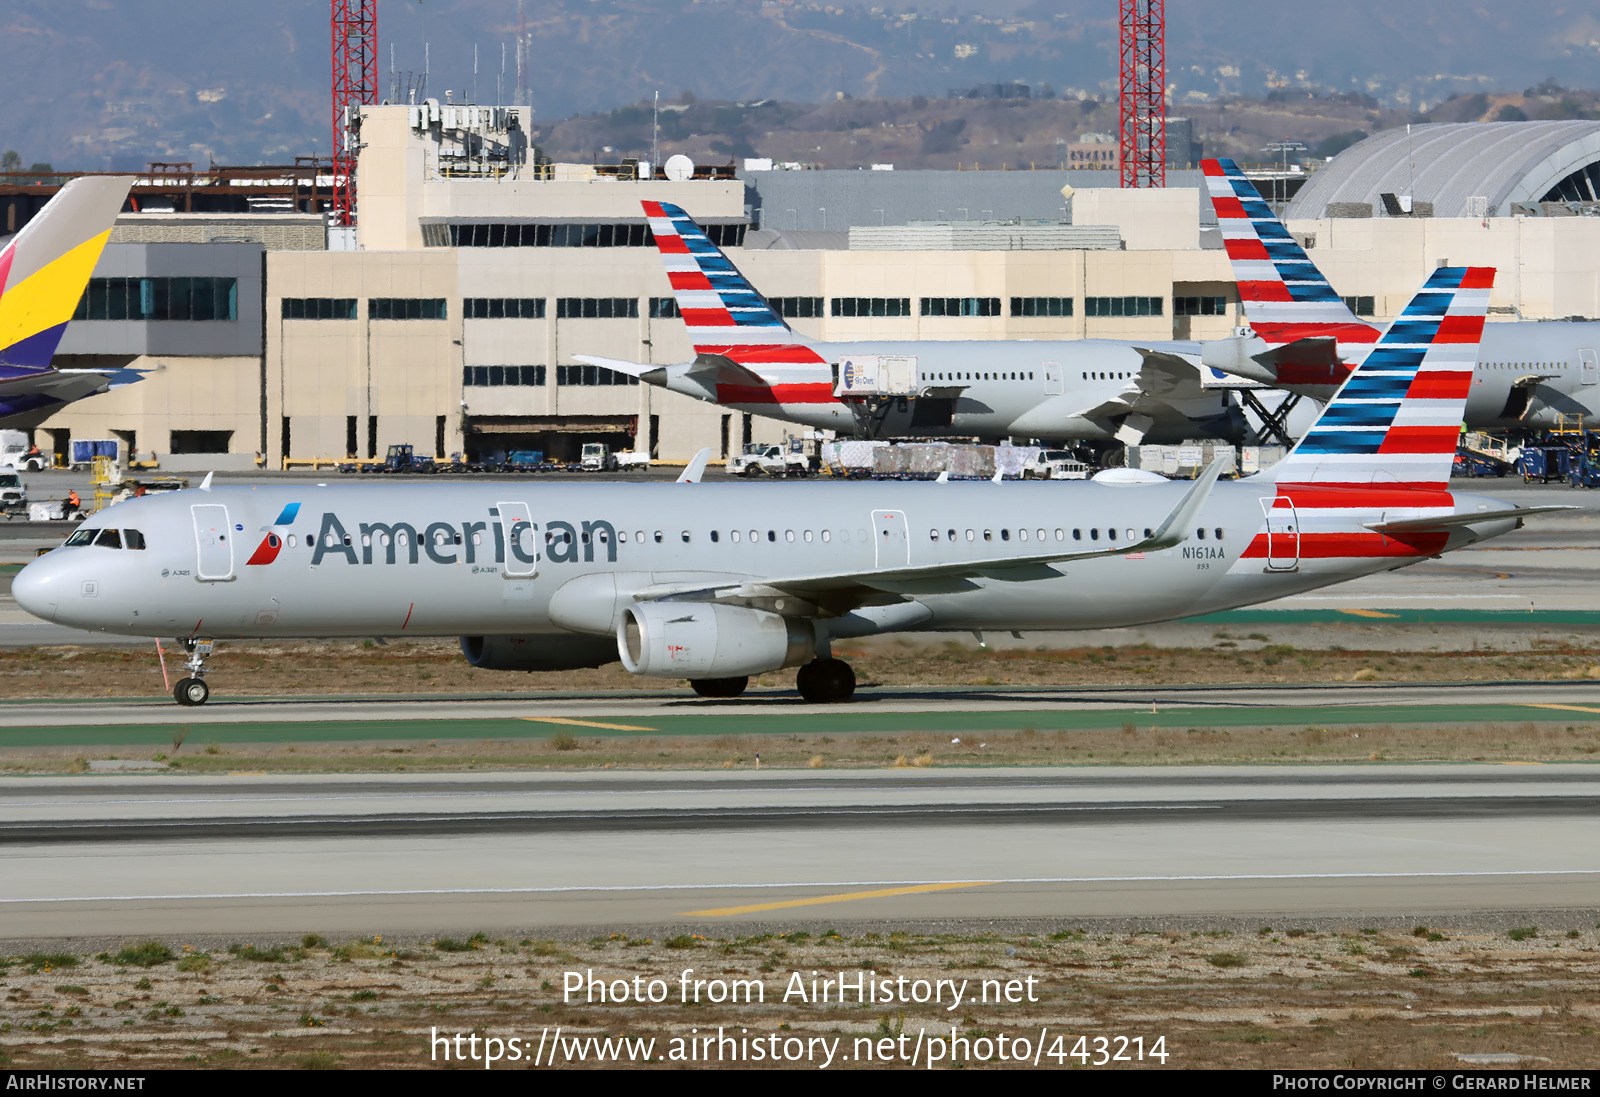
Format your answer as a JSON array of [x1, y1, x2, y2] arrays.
[[439, 222, 745, 248], [75, 277, 239, 322], [464, 298, 546, 319], [831, 297, 912, 318], [920, 297, 1001, 317], [649, 297, 680, 319], [556, 297, 640, 319], [282, 297, 357, 320], [1011, 297, 1074, 317], [1084, 296, 1163, 318], [555, 364, 641, 386], [169, 430, 233, 454], [1173, 296, 1228, 316], [369, 298, 448, 320], [463, 366, 547, 387], [1342, 295, 1376, 317], [772, 297, 824, 319]]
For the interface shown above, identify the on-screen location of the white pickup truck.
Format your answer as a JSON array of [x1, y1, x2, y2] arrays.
[[1021, 449, 1090, 480], [727, 443, 810, 477]]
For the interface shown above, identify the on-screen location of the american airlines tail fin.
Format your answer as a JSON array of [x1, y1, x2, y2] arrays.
[[0, 176, 133, 370], [643, 201, 821, 365], [1266, 266, 1492, 487], [1202, 158, 1379, 346]]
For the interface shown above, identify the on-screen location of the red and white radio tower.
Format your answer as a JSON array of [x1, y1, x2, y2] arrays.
[[1118, 0, 1165, 188], [331, 0, 379, 226]]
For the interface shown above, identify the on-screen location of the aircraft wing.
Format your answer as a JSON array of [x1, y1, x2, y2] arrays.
[[635, 458, 1227, 613], [1131, 346, 1204, 398]]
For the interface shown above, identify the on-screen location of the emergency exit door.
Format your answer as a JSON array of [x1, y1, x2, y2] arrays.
[[1259, 496, 1300, 572], [872, 509, 909, 568]]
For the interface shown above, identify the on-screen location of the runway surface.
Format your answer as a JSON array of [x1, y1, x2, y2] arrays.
[[3, 765, 1598, 938], [2, 679, 1600, 747]]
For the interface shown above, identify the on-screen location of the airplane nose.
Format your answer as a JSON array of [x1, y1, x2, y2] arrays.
[[11, 559, 58, 621]]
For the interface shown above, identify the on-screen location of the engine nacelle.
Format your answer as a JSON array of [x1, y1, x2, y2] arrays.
[[618, 602, 814, 679], [459, 634, 619, 672]]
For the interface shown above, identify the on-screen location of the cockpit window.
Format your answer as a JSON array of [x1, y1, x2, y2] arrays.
[[94, 529, 123, 549], [64, 528, 96, 547], [124, 529, 146, 550]]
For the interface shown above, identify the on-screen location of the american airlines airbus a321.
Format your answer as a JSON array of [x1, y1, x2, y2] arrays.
[[12, 267, 1559, 706]]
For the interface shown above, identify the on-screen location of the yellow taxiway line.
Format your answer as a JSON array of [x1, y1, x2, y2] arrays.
[[523, 717, 659, 732], [680, 881, 993, 917], [1524, 703, 1600, 715]]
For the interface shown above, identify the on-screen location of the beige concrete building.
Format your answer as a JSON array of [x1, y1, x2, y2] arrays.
[[33, 110, 1600, 467]]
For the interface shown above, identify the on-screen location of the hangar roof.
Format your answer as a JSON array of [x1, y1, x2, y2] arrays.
[[1285, 121, 1600, 219]]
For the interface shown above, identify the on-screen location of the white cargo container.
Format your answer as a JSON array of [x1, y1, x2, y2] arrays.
[[834, 354, 919, 397]]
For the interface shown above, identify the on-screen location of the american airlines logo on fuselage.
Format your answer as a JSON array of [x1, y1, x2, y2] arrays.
[[274, 509, 620, 568]]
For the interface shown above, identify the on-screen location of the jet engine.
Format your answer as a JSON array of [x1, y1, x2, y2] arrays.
[[459, 634, 619, 672], [618, 602, 815, 678]]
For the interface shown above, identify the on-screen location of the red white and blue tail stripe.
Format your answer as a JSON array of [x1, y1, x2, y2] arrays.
[[1269, 266, 1492, 488], [644, 201, 808, 353], [1203, 158, 1380, 347]]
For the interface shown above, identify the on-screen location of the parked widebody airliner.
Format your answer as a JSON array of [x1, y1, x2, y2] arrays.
[[0, 176, 142, 428], [14, 267, 1555, 706], [573, 201, 1242, 446], [1201, 158, 1600, 428]]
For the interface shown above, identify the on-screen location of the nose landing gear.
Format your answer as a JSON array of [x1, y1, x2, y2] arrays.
[[173, 639, 214, 706]]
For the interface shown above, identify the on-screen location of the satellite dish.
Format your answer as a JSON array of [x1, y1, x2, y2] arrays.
[[663, 154, 695, 182]]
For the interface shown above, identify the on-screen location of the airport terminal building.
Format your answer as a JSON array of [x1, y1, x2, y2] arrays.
[[27, 112, 1600, 468]]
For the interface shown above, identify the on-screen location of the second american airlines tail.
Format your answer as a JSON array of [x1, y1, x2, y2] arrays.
[[14, 259, 1567, 706]]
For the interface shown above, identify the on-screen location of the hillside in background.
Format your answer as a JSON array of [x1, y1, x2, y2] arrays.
[[1, 1, 1599, 169]]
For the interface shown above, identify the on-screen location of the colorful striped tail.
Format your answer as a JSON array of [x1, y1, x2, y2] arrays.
[[1267, 266, 1493, 487], [1203, 158, 1379, 346], [0, 176, 133, 370], [643, 201, 798, 352]]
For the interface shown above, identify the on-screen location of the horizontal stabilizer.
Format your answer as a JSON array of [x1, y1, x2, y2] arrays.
[[1364, 505, 1575, 533], [1254, 336, 1340, 371], [570, 354, 654, 378]]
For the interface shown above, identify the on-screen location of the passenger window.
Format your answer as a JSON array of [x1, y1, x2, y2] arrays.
[[965, 529, 975, 541], [1001, 529, 1011, 541], [618, 531, 628, 543], [654, 531, 664, 543], [947, 529, 955, 540], [286, 534, 296, 548], [1214, 527, 1224, 540], [785, 530, 794, 542], [1197, 528, 1206, 540], [1037, 528, 1046, 541], [1055, 529, 1064, 541], [821, 530, 830, 543], [635, 531, 644, 543], [1090, 529, 1100, 541], [681, 531, 691, 543], [472, 533, 482, 546], [768, 531, 777, 542], [929, 529, 939, 541], [749, 529, 759, 542], [710, 530, 719, 543], [1108, 528, 1117, 541], [1073, 529, 1082, 541], [731, 530, 741, 543], [803, 530, 813, 543], [1018, 529, 1028, 542], [95, 529, 122, 549], [1126, 528, 1135, 541]]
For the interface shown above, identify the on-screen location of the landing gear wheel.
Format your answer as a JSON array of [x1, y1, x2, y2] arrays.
[[174, 677, 210, 706], [796, 658, 855, 704], [690, 676, 748, 699]]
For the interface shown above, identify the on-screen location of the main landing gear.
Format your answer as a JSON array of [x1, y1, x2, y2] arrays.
[[173, 639, 214, 706], [796, 658, 855, 704]]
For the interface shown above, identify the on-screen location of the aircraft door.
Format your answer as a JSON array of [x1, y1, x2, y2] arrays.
[[1259, 496, 1299, 572], [192, 504, 235, 582], [872, 509, 909, 568], [498, 501, 538, 578], [1581, 348, 1597, 386], [1043, 361, 1064, 395]]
